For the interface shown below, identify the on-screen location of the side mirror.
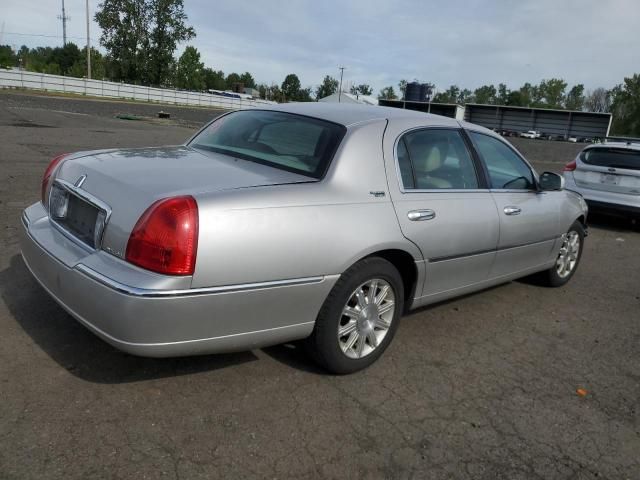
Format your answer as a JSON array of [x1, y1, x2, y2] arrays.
[[538, 171, 564, 191]]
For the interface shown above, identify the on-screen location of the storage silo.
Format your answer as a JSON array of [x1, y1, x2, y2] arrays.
[[404, 82, 423, 102]]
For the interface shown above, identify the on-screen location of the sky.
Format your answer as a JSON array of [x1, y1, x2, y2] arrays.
[[2, 0, 639, 95]]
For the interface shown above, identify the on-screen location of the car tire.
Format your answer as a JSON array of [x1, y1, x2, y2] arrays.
[[305, 257, 404, 374], [541, 220, 585, 287]]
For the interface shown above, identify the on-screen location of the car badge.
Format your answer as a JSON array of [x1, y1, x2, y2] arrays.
[[74, 174, 87, 188]]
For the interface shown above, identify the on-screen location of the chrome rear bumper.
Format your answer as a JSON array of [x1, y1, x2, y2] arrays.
[[20, 202, 336, 357]]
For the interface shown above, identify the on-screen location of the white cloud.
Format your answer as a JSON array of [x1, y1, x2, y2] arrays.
[[3, 0, 639, 94]]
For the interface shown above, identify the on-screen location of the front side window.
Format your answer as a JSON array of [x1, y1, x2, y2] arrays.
[[468, 131, 535, 190], [397, 129, 479, 190], [189, 110, 346, 179]]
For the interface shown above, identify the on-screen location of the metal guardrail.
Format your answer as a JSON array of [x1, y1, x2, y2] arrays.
[[0, 69, 275, 110]]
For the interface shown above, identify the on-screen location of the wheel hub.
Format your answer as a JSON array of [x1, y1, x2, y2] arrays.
[[357, 305, 379, 333]]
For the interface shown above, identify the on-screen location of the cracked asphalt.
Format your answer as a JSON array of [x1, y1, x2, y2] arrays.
[[0, 91, 639, 479]]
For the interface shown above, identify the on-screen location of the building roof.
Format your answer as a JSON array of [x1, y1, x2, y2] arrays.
[[261, 102, 461, 127], [466, 103, 612, 117]]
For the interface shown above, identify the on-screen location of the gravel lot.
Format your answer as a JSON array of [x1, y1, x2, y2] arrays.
[[1, 91, 639, 480]]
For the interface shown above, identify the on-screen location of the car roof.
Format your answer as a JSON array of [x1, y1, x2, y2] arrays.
[[258, 102, 461, 128], [586, 141, 640, 152]]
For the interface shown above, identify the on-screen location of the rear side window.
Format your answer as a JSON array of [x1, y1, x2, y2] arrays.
[[397, 129, 479, 190], [581, 148, 640, 171], [189, 110, 346, 179], [468, 131, 535, 190]]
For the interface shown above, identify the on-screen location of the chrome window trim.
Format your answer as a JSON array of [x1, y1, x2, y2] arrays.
[[74, 263, 326, 298], [48, 178, 112, 251], [392, 126, 488, 194]]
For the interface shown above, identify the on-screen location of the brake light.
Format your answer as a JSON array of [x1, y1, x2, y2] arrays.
[[41, 153, 69, 205], [125, 196, 199, 275], [563, 160, 577, 172]]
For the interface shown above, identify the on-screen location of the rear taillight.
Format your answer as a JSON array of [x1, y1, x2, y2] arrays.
[[41, 153, 69, 205], [125, 196, 199, 275], [563, 160, 577, 172]]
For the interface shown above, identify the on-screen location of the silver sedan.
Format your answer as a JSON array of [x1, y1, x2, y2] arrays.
[[21, 104, 588, 373]]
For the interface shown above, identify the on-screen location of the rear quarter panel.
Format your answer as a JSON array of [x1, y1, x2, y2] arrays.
[[191, 119, 422, 288]]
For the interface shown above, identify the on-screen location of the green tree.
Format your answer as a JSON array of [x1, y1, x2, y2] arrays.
[[145, 0, 195, 86], [506, 90, 524, 106], [297, 87, 314, 102], [433, 85, 460, 103], [174, 46, 204, 91], [458, 88, 472, 104], [95, 0, 148, 82], [266, 83, 282, 102], [49, 43, 82, 75], [239, 72, 256, 89], [378, 86, 397, 100], [281, 73, 301, 101], [0, 45, 16, 67], [538, 78, 567, 108], [225, 72, 241, 90], [95, 0, 194, 84], [473, 85, 496, 104], [398, 79, 407, 100], [610, 74, 640, 136], [203, 68, 226, 90], [350, 84, 373, 96], [517, 82, 535, 107], [316, 75, 338, 99], [565, 84, 585, 110], [69, 47, 107, 79], [497, 83, 509, 105]]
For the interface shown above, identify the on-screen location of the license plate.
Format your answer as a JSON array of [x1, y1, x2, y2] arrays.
[[600, 173, 619, 185], [50, 184, 105, 248]]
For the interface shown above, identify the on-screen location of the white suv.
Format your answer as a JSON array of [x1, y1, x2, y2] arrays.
[[563, 141, 640, 219]]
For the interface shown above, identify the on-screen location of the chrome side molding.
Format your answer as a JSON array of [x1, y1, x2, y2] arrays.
[[74, 263, 326, 298]]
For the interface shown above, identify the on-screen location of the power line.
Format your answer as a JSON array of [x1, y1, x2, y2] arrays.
[[4, 32, 99, 42]]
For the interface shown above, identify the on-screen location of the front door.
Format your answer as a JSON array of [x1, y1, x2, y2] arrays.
[[466, 130, 561, 278], [384, 125, 499, 298]]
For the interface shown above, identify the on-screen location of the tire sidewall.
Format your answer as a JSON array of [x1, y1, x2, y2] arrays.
[[310, 257, 404, 374]]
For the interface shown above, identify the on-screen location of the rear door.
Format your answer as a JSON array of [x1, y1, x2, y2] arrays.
[[383, 123, 499, 298], [574, 146, 640, 196], [466, 130, 561, 277]]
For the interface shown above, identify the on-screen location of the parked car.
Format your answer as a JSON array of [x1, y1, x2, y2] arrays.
[[563, 140, 640, 219], [20, 104, 588, 373], [519, 130, 541, 139]]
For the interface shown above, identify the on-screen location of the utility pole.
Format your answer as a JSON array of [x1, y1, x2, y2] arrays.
[[338, 66, 345, 103], [86, 0, 91, 79], [58, 0, 70, 45]]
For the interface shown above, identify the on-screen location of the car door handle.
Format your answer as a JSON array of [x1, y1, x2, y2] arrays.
[[408, 209, 436, 221], [503, 206, 521, 216]]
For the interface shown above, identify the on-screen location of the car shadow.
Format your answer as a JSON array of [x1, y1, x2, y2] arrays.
[[260, 343, 327, 375], [0, 254, 257, 384], [586, 212, 640, 233]]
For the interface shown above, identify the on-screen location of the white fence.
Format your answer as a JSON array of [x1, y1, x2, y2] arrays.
[[0, 69, 275, 110]]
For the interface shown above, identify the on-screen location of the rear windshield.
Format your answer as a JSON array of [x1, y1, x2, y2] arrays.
[[189, 110, 346, 179], [581, 148, 640, 171]]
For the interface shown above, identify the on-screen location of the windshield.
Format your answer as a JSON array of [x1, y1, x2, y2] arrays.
[[189, 110, 346, 179], [582, 147, 640, 171]]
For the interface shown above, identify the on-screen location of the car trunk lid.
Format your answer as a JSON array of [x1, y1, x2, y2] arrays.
[[53, 145, 314, 258]]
